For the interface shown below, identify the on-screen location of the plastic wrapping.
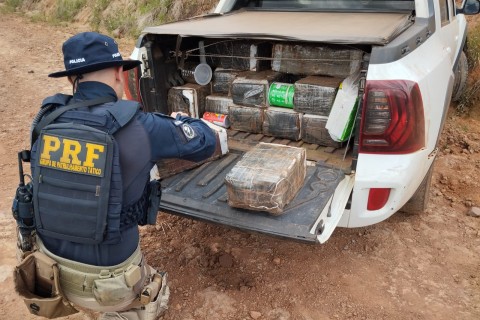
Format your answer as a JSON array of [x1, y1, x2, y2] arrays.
[[294, 76, 342, 115], [231, 70, 285, 107], [272, 43, 363, 78], [205, 40, 272, 71], [225, 143, 306, 215], [167, 83, 211, 118], [228, 105, 265, 133], [302, 114, 344, 148], [263, 107, 302, 141], [203, 112, 230, 128], [268, 82, 295, 108], [212, 68, 240, 94], [326, 72, 360, 142], [205, 95, 234, 115], [156, 122, 228, 178]]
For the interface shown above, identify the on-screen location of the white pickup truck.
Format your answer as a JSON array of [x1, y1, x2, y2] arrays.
[[124, 0, 480, 243]]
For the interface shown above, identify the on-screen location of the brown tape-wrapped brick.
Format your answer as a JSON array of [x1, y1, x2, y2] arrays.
[[294, 76, 342, 116], [228, 105, 265, 133], [263, 107, 302, 141], [225, 143, 306, 215]]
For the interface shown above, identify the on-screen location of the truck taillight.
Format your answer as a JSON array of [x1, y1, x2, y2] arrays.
[[359, 80, 425, 154], [123, 66, 141, 102], [367, 188, 391, 211]]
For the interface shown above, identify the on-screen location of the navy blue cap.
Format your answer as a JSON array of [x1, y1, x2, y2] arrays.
[[48, 32, 141, 78]]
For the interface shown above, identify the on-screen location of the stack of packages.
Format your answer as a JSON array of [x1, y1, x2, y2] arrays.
[[223, 42, 362, 215], [205, 41, 274, 134], [271, 43, 362, 147], [164, 39, 362, 212]]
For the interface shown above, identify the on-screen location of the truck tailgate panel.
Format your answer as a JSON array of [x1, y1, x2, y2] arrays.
[[159, 150, 345, 242]]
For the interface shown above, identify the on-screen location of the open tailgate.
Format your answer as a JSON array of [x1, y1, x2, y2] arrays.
[[157, 149, 353, 243]]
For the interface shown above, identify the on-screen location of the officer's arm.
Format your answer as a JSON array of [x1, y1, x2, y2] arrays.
[[139, 112, 217, 162]]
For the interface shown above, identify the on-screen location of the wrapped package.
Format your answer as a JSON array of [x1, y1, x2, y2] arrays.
[[225, 143, 306, 215], [205, 95, 234, 115], [231, 70, 285, 107], [302, 114, 344, 148], [167, 83, 211, 118], [155, 121, 229, 178], [268, 82, 295, 108], [272, 43, 363, 78], [205, 40, 272, 71], [326, 72, 361, 142], [228, 105, 265, 133], [263, 107, 302, 141], [294, 76, 342, 116], [212, 68, 240, 94]]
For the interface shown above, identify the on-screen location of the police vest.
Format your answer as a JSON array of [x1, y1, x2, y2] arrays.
[[31, 97, 141, 245]]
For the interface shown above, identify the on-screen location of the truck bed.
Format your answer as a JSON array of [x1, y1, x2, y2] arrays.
[[159, 132, 352, 242]]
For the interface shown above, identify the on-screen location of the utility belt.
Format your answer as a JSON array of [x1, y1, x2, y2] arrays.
[[14, 237, 166, 318], [36, 237, 145, 301]]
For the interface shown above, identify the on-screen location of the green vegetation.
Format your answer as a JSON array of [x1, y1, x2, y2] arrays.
[[3, 0, 24, 12], [145, 0, 174, 25], [466, 23, 480, 68], [457, 23, 480, 114], [457, 79, 480, 114], [54, 0, 86, 22], [91, 0, 109, 31], [103, 8, 139, 38], [2, 0, 217, 37]]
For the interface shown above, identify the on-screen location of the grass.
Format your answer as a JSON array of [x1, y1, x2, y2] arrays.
[[53, 0, 86, 22], [104, 8, 139, 38], [466, 23, 480, 68], [457, 79, 480, 114], [90, 0, 110, 31], [3, 0, 24, 12], [139, 0, 174, 25], [457, 23, 480, 114]]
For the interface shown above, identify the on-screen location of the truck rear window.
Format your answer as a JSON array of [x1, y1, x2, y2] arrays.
[[232, 0, 415, 12]]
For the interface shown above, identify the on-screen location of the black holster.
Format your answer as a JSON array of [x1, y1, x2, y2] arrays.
[[139, 180, 161, 226]]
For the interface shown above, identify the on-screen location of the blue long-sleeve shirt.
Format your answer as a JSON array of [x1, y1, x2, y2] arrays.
[[38, 81, 216, 266]]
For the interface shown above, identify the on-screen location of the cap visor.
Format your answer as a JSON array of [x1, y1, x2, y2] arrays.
[[48, 59, 141, 78]]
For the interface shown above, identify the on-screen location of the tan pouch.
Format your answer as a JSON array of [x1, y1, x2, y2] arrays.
[[92, 270, 134, 306], [13, 251, 78, 319]]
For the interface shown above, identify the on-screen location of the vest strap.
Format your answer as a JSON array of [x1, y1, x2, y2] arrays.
[[31, 96, 116, 147]]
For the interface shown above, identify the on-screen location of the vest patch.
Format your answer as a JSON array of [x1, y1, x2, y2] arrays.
[[39, 133, 107, 177]]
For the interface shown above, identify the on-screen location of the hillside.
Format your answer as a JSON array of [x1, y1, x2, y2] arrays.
[[2, 0, 218, 38]]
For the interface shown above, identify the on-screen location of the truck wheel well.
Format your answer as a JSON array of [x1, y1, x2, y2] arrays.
[[400, 160, 435, 215], [452, 51, 468, 102]]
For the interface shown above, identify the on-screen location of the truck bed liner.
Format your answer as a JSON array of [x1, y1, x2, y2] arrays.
[[159, 147, 346, 242]]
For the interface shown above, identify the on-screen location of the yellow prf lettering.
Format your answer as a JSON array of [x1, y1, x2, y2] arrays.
[[59, 138, 82, 165], [83, 143, 104, 167], [40, 135, 60, 160]]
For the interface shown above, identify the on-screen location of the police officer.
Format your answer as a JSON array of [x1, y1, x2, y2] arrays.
[[28, 32, 217, 319]]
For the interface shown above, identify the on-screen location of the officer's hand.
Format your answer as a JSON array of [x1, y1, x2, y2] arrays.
[[171, 112, 189, 118]]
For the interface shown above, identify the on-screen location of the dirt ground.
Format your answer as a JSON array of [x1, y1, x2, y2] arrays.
[[0, 11, 479, 320]]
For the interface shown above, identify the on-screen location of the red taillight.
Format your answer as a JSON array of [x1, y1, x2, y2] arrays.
[[367, 188, 391, 211], [359, 80, 425, 154], [123, 66, 141, 102]]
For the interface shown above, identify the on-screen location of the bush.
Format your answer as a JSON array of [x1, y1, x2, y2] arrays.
[[54, 0, 86, 22]]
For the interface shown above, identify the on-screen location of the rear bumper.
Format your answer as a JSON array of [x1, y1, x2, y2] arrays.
[[340, 150, 435, 228]]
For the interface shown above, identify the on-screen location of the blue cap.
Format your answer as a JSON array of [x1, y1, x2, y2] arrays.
[[48, 32, 141, 78]]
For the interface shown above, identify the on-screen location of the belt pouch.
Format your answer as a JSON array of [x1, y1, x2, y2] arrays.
[[93, 269, 135, 306], [13, 251, 78, 319]]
